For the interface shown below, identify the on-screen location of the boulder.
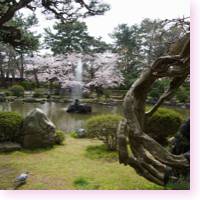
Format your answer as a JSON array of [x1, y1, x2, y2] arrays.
[[0, 142, 22, 152], [21, 108, 56, 149]]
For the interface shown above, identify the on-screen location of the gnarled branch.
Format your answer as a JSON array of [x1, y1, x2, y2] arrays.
[[117, 35, 190, 186]]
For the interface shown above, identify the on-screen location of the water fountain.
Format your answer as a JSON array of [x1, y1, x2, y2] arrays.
[[71, 58, 83, 100], [67, 57, 92, 114]]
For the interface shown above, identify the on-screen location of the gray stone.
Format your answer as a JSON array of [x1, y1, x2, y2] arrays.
[[22, 108, 56, 149], [0, 142, 22, 152], [75, 128, 86, 138]]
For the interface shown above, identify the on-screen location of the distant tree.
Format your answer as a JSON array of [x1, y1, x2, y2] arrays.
[[139, 18, 185, 64], [0, 13, 40, 82], [111, 18, 189, 89], [24, 53, 123, 91], [0, 0, 110, 46], [12, 13, 40, 79], [44, 21, 110, 55], [110, 24, 142, 89]]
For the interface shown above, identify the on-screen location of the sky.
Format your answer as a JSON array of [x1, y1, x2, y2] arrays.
[[84, 0, 190, 43]]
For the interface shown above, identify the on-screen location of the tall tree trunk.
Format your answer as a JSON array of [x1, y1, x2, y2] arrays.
[[33, 69, 40, 88], [20, 53, 24, 80]]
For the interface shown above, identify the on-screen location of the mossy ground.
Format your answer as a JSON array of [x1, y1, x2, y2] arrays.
[[0, 136, 162, 190]]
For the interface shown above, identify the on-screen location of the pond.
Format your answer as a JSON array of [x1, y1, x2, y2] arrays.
[[0, 100, 123, 132], [0, 100, 189, 132]]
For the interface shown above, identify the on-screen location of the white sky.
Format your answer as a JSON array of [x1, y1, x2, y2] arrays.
[[84, 0, 190, 43]]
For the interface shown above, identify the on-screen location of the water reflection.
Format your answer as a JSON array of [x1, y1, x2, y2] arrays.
[[0, 100, 122, 132]]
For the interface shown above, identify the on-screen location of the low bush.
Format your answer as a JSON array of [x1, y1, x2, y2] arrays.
[[144, 107, 183, 145], [55, 130, 66, 144], [4, 90, 12, 96], [9, 85, 24, 97], [0, 112, 23, 142], [69, 131, 78, 138], [33, 88, 46, 98], [19, 81, 36, 90], [85, 114, 123, 150]]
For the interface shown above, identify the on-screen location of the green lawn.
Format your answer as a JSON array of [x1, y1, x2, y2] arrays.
[[0, 136, 162, 190]]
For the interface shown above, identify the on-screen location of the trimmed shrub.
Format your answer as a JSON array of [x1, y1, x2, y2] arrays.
[[19, 81, 36, 90], [33, 88, 45, 98], [86, 114, 123, 150], [0, 112, 23, 142], [9, 85, 25, 97], [4, 90, 12, 96], [55, 130, 66, 144], [144, 108, 183, 145], [70, 131, 78, 138]]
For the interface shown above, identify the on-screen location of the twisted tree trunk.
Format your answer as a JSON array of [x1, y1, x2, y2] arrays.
[[117, 35, 190, 186]]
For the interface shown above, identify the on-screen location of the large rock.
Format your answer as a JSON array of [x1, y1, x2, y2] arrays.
[[21, 108, 56, 149]]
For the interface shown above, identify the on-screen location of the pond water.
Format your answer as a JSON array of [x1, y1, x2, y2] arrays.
[[0, 100, 189, 132], [0, 100, 123, 132]]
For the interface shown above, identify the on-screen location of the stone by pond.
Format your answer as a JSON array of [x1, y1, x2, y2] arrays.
[[21, 108, 56, 149]]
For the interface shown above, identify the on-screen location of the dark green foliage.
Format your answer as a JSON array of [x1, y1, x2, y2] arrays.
[[148, 79, 170, 100], [1, 13, 40, 52], [55, 130, 66, 145], [144, 108, 183, 145], [110, 23, 142, 88], [4, 90, 12, 96], [19, 81, 36, 90], [9, 85, 25, 97], [70, 131, 78, 138], [175, 83, 190, 103], [0, 112, 23, 142], [86, 114, 123, 150], [33, 88, 45, 98], [44, 21, 110, 55]]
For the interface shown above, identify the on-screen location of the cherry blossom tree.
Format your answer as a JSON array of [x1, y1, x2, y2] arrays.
[[84, 53, 124, 93], [24, 52, 124, 92]]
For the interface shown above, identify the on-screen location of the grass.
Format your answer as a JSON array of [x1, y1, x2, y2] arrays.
[[73, 177, 100, 189], [0, 136, 163, 190], [85, 144, 118, 161]]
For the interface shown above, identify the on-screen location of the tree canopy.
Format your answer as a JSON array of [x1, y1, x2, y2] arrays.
[[111, 18, 189, 90], [0, 0, 110, 46], [44, 21, 110, 55]]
